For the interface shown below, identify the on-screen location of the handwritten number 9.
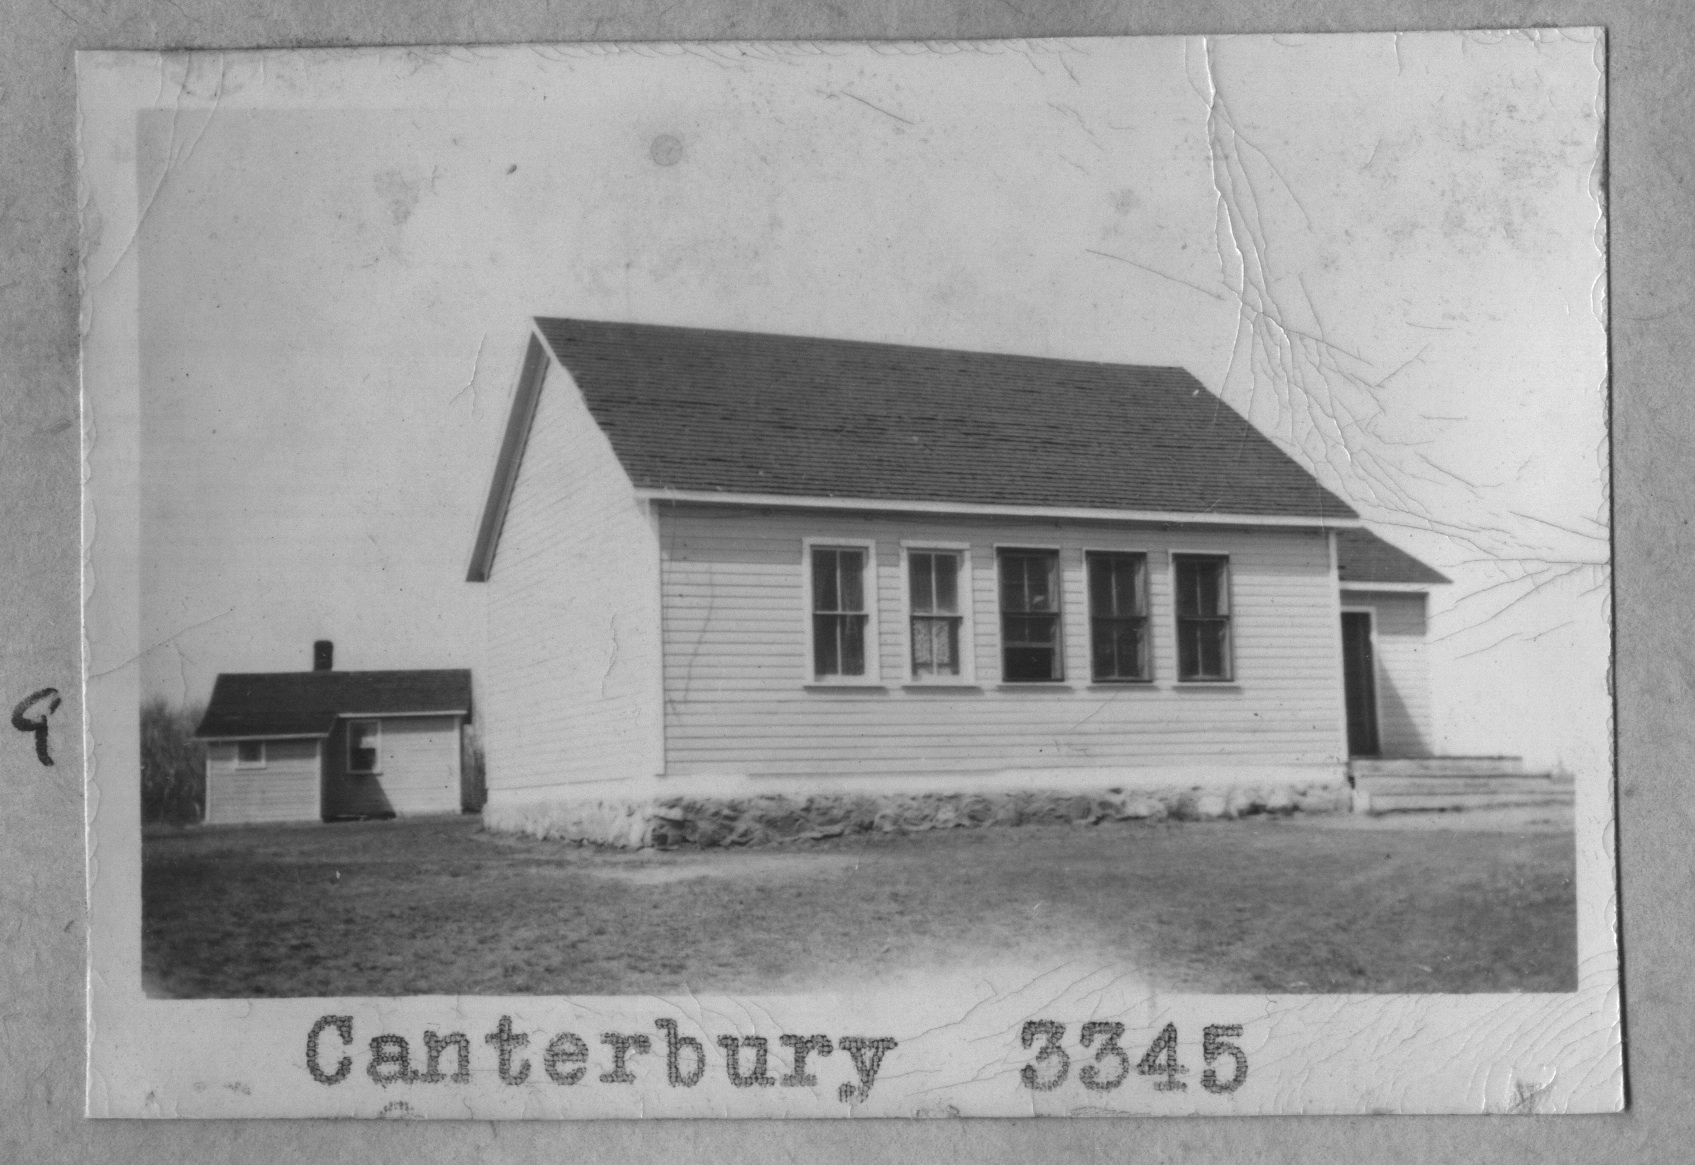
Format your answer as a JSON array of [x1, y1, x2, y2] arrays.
[[11, 687, 60, 767]]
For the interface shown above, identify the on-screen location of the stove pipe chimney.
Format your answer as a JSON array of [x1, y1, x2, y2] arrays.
[[313, 640, 334, 671]]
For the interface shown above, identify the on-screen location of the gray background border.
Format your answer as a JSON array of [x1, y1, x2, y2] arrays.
[[3, 2, 1676, 1160]]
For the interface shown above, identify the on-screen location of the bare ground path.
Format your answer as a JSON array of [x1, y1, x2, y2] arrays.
[[142, 808, 1576, 999]]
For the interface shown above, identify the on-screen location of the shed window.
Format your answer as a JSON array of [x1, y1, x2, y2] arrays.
[[908, 549, 964, 679], [1088, 552, 1150, 682], [811, 546, 870, 679], [998, 549, 1063, 682], [347, 720, 381, 774], [235, 741, 266, 768], [1174, 555, 1233, 681]]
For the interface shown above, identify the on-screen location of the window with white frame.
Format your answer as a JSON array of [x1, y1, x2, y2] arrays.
[[1174, 554, 1233, 681], [810, 545, 872, 679], [347, 719, 381, 774], [998, 548, 1063, 682], [1088, 551, 1151, 682], [906, 548, 966, 679], [235, 740, 266, 768]]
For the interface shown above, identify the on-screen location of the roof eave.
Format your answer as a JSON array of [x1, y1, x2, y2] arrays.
[[637, 488, 1363, 529], [194, 731, 331, 742], [467, 329, 551, 583], [1339, 579, 1448, 592]]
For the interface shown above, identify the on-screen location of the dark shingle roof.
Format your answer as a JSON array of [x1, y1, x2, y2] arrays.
[[195, 670, 473, 739], [532, 319, 1358, 520], [1336, 528, 1450, 587]]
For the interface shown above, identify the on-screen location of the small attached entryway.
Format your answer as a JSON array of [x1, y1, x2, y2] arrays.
[[1341, 610, 1380, 757]]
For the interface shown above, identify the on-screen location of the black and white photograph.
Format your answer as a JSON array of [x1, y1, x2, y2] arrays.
[[79, 30, 1618, 1117]]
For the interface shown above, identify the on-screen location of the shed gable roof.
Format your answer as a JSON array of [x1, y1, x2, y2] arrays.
[[1335, 528, 1450, 587], [195, 669, 473, 739], [470, 321, 1360, 579]]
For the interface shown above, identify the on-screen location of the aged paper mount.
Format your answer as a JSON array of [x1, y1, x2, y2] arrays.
[[80, 33, 1619, 1117]]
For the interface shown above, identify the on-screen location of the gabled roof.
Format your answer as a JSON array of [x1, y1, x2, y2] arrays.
[[195, 670, 473, 739], [1335, 528, 1450, 587], [471, 320, 1359, 580]]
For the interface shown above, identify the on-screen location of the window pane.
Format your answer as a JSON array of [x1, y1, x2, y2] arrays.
[[912, 616, 960, 677], [813, 613, 840, 676], [1089, 554, 1146, 618], [1089, 556, 1114, 616], [1123, 558, 1145, 614], [1176, 556, 1227, 617], [839, 549, 864, 612], [938, 619, 958, 673], [840, 614, 866, 675], [1176, 618, 1231, 680], [1000, 550, 1059, 613], [1091, 621, 1114, 679], [238, 741, 263, 764], [999, 557, 1026, 611], [1107, 558, 1126, 616], [1093, 618, 1148, 681], [1198, 621, 1227, 678], [349, 722, 378, 773], [932, 554, 958, 614], [1026, 557, 1054, 612], [1177, 621, 1201, 678], [1003, 613, 1058, 647], [1131, 621, 1151, 676], [1003, 646, 1057, 682], [910, 552, 934, 613], [812, 548, 839, 612], [1175, 559, 1197, 616], [1196, 563, 1219, 616]]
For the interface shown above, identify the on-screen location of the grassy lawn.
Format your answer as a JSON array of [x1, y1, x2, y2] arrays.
[[142, 810, 1576, 998]]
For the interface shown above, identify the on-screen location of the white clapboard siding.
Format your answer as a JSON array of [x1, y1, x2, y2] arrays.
[[321, 716, 464, 818], [373, 716, 463, 813], [483, 358, 663, 802], [658, 505, 1348, 777], [1345, 590, 1433, 757], [205, 739, 321, 824]]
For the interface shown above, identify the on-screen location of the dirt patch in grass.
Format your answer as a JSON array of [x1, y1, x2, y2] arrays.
[[142, 812, 1576, 999]]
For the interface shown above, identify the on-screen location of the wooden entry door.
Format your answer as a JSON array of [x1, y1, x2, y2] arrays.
[[1341, 611, 1381, 757]]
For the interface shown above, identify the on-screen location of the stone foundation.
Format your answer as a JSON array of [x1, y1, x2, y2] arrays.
[[482, 782, 1351, 849]]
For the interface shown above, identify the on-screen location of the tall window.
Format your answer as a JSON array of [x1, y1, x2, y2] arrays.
[[908, 549, 964, 678], [1088, 552, 1150, 682], [1174, 554, 1232, 681], [347, 720, 381, 774], [998, 548, 1063, 682], [811, 546, 870, 678]]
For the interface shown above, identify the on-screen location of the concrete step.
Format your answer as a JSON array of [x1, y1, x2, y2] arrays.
[[1354, 776, 1560, 797], [1350, 756, 1525, 779], [1361, 788, 1575, 813]]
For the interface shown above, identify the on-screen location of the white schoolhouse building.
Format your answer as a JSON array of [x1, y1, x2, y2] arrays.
[[465, 320, 1457, 837]]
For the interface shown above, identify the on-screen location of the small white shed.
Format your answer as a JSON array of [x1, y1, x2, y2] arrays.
[[194, 647, 473, 824]]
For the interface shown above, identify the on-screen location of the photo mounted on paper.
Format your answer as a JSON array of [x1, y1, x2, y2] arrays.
[[79, 30, 1618, 1118]]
